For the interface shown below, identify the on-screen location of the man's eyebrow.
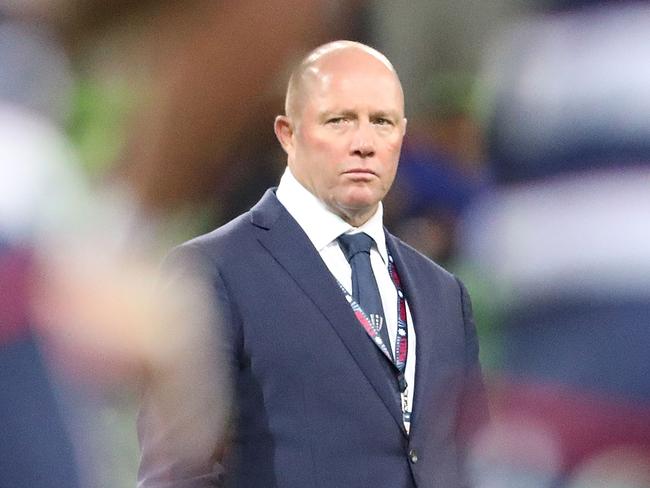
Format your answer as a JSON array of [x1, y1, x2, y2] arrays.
[[319, 110, 358, 120], [370, 110, 400, 119], [319, 110, 401, 120]]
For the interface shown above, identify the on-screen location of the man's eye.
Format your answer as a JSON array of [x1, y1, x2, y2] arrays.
[[374, 118, 393, 126], [327, 117, 345, 124]]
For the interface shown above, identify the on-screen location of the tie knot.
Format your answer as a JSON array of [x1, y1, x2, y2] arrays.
[[338, 232, 374, 262]]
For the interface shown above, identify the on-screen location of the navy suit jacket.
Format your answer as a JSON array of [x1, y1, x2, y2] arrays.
[[138, 189, 487, 488]]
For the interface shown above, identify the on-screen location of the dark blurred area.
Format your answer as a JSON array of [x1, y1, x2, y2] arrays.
[[385, 72, 487, 265], [2, 0, 649, 486]]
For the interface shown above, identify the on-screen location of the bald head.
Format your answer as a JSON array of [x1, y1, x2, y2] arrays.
[[284, 41, 403, 122], [274, 40, 406, 226]]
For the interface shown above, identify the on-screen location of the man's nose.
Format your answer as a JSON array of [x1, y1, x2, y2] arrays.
[[349, 122, 375, 158]]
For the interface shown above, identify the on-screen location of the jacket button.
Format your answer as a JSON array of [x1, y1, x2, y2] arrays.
[[408, 449, 418, 464]]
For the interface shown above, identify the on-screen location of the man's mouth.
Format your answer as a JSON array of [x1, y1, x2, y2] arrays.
[[343, 168, 376, 177]]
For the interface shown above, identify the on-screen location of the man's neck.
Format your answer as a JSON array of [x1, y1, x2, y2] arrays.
[[276, 166, 385, 253]]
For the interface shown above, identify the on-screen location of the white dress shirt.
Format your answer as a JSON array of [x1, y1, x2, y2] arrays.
[[276, 167, 416, 431]]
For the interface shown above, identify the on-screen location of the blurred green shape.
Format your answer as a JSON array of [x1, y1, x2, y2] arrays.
[[67, 77, 136, 176]]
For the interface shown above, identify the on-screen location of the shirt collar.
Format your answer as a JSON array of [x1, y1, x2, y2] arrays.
[[276, 167, 388, 263]]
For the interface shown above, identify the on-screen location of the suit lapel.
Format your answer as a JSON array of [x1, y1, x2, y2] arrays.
[[251, 190, 406, 435], [385, 232, 446, 437]]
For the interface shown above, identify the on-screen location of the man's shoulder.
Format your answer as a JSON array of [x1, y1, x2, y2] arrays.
[[177, 186, 293, 255], [387, 231, 458, 284], [173, 211, 254, 263], [158, 210, 263, 290]]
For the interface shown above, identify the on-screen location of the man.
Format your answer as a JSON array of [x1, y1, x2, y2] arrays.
[[138, 40, 487, 488]]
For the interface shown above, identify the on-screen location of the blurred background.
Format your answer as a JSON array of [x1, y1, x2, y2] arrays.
[[1, 0, 649, 486]]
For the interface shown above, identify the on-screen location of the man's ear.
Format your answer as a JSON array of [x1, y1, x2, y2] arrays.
[[274, 115, 294, 155]]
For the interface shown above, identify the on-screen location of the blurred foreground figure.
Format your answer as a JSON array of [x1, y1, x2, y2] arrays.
[[0, 21, 226, 488], [463, 3, 650, 487], [138, 41, 488, 487], [0, 103, 82, 487]]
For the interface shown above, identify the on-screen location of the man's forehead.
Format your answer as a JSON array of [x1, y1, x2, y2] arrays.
[[302, 62, 403, 111], [285, 41, 404, 119]]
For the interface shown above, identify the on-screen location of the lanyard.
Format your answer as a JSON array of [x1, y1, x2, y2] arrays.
[[336, 250, 411, 426]]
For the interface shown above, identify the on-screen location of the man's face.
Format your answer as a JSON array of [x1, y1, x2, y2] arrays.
[[277, 52, 406, 226]]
